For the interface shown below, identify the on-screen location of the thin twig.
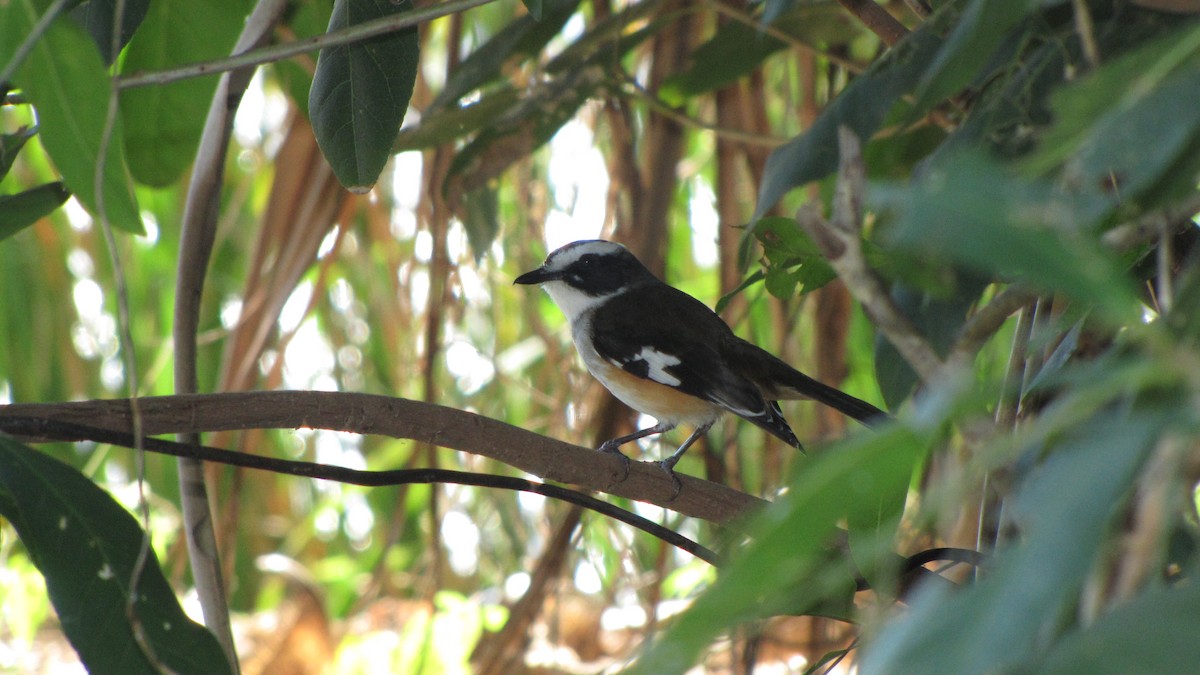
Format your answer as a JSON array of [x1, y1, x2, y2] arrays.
[[1072, 0, 1101, 71], [835, 0, 909, 47], [948, 286, 1040, 368], [115, 0, 496, 90], [173, 0, 288, 668], [620, 77, 789, 147], [798, 126, 943, 383], [93, 0, 169, 666], [0, 0, 73, 89], [703, 0, 864, 74]]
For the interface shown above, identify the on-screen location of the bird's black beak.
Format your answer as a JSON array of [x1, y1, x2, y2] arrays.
[[514, 266, 556, 285]]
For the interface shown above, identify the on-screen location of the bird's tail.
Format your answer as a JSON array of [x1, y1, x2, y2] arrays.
[[727, 338, 887, 426]]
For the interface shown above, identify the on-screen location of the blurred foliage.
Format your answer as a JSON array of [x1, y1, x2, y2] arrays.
[[2, 0, 1200, 673]]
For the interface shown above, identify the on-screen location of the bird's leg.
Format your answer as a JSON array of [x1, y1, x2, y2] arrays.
[[598, 422, 675, 482], [657, 421, 714, 500]]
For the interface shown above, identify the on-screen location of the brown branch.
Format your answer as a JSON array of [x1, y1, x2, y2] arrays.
[[799, 127, 943, 383], [836, 0, 909, 47], [0, 391, 765, 524]]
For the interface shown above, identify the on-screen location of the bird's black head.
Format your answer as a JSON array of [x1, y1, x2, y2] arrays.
[[514, 240, 655, 298]]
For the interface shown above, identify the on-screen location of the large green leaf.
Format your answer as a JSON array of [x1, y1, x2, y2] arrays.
[[861, 402, 1169, 673], [1027, 581, 1200, 674], [69, 0, 151, 64], [118, 0, 249, 187], [628, 424, 925, 674], [0, 182, 69, 240], [660, 3, 858, 106], [907, 0, 1065, 116], [1024, 22, 1200, 222], [0, 0, 143, 234], [309, 0, 421, 192], [752, 16, 947, 220], [431, 0, 579, 110], [0, 436, 231, 674], [0, 126, 38, 180], [875, 151, 1142, 323]]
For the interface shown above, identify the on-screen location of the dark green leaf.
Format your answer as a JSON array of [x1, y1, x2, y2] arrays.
[[1031, 581, 1200, 674], [0, 125, 37, 180], [908, 0, 1047, 115], [0, 181, 69, 240], [395, 88, 521, 152], [1023, 23, 1200, 222], [118, 0, 249, 187], [861, 404, 1166, 674], [460, 187, 499, 261], [874, 276, 988, 409], [69, 0, 151, 64], [661, 4, 858, 105], [0, 0, 143, 234], [520, 0, 544, 21], [753, 19, 947, 220], [309, 0, 421, 191], [0, 436, 231, 674], [629, 425, 926, 674], [432, 0, 579, 110], [875, 151, 1141, 323]]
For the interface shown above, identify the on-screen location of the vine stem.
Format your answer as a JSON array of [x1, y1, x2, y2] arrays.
[[115, 0, 497, 91]]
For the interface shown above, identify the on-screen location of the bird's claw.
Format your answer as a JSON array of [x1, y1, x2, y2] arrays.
[[598, 442, 632, 483], [654, 461, 683, 501]]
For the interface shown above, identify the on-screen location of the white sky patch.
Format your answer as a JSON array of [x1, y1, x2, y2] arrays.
[[689, 177, 720, 267], [220, 296, 243, 330], [574, 559, 603, 594], [63, 197, 92, 232], [446, 340, 495, 395], [283, 318, 337, 391], [443, 510, 481, 576], [545, 119, 608, 251], [505, 571, 531, 600], [278, 281, 313, 334]]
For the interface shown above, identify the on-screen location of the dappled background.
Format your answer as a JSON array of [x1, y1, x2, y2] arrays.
[[4, 0, 1200, 672]]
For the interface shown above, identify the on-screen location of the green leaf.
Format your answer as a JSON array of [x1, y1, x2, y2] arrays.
[[309, 0, 421, 192], [753, 18, 947, 220], [520, 0, 544, 21], [0, 181, 69, 240], [753, 216, 837, 299], [394, 88, 521, 152], [873, 276, 989, 409], [0, 125, 37, 180], [661, 4, 858, 106], [874, 151, 1141, 323], [460, 186, 499, 261], [629, 425, 925, 674], [1029, 581, 1200, 674], [118, 0, 249, 187], [0, 0, 143, 234], [0, 436, 231, 674], [1024, 23, 1200, 222], [861, 404, 1166, 674], [907, 0, 1045, 115], [69, 0, 151, 64], [432, 0, 579, 110]]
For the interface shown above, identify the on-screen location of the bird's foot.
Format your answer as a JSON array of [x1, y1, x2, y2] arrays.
[[598, 441, 632, 483], [654, 460, 683, 501]]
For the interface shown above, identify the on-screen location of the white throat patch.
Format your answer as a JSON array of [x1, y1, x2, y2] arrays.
[[542, 279, 613, 322]]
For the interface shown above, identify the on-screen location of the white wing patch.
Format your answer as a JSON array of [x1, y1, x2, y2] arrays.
[[624, 347, 683, 387]]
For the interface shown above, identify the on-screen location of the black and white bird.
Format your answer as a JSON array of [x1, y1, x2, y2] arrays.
[[515, 239, 884, 488]]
